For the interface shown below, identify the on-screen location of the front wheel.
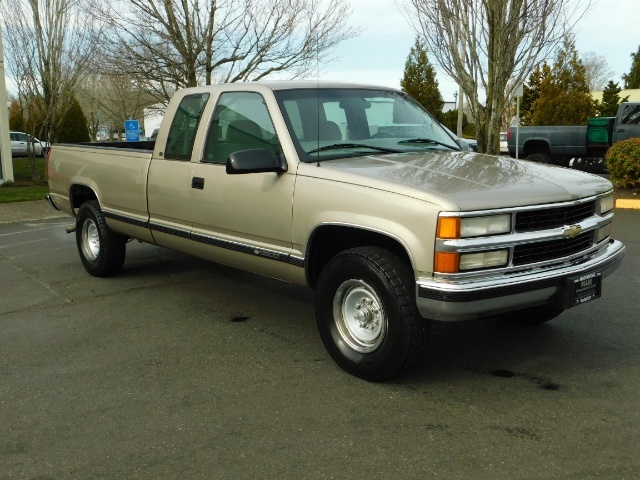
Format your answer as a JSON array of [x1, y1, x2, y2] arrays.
[[76, 201, 127, 277], [315, 247, 429, 381]]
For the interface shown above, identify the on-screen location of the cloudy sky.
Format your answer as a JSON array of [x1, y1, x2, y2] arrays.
[[4, 0, 635, 101], [320, 0, 639, 102]]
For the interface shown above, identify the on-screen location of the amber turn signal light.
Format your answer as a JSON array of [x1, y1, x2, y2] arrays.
[[434, 252, 459, 273], [437, 217, 460, 239]]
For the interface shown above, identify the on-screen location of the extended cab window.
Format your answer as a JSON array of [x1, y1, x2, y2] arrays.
[[202, 92, 280, 164], [165, 93, 209, 160]]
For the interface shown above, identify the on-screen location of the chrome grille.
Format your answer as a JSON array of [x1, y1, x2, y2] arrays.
[[513, 232, 595, 266], [515, 201, 595, 232]]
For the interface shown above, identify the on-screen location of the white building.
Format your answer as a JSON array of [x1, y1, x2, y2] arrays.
[[144, 104, 166, 138]]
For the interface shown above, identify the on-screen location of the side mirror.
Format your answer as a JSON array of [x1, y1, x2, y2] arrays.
[[226, 148, 287, 174], [457, 139, 470, 152]]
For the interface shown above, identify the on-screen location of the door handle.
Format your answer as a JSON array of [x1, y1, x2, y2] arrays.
[[191, 177, 205, 190], [616, 128, 625, 132]]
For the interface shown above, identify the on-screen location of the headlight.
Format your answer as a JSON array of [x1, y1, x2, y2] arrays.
[[437, 214, 511, 239], [597, 195, 614, 215], [460, 250, 509, 271]]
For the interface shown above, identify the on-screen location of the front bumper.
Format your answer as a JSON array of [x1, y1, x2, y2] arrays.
[[416, 239, 625, 321]]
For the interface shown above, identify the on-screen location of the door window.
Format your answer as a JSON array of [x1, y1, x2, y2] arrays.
[[620, 104, 640, 125], [202, 92, 280, 164], [10, 132, 29, 142]]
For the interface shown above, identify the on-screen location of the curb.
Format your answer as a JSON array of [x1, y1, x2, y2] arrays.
[[615, 199, 640, 210], [0, 200, 70, 224]]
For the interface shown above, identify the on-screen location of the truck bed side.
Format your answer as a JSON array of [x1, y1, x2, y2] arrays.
[[48, 144, 154, 239], [507, 125, 588, 163]]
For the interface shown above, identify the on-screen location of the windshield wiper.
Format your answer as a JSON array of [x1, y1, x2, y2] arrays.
[[398, 138, 460, 151], [307, 143, 401, 155]]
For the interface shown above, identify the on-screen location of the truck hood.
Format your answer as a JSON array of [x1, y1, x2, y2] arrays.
[[306, 150, 613, 211]]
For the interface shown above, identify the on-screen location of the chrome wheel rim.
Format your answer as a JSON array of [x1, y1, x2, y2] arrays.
[[333, 279, 386, 353], [81, 218, 100, 262]]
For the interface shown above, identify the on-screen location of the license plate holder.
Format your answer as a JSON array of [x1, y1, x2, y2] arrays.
[[565, 270, 602, 308]]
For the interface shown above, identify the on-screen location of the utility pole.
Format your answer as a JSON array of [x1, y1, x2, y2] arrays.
[[0, 18, 14, 184]]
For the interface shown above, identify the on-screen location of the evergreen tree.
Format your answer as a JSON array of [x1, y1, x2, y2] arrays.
[[25, 97, 48, 140], [530, 36, 595, 125], [520, 63, 548, 126], [56, 97, 91, 143], [9, 100, 25, 131], [622, 45, 640, 89], [441, 108, 468, 133], [595, 81, 629, 117], [400, 37, 444, 121]]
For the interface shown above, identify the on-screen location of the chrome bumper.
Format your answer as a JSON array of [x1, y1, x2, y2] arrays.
[[45, 194, 61, 211], [416, 239, 625, 321]]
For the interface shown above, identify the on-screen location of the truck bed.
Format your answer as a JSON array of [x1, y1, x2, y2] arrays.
[[508, 125, 588, 164], [47, 143, 154, 224], [75, 140, 156, 151]]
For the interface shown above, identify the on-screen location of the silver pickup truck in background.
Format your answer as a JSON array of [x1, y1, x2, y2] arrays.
[[507, 102, 640, 167], [47, 82, 625, 381]]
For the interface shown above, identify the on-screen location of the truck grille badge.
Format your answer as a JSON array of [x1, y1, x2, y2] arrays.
[[563, 225, 582, 239]]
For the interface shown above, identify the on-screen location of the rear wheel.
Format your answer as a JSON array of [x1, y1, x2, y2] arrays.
[[315, 247, 429, 381], [526, 153, 552, 164], [76, 201, 127, 277]]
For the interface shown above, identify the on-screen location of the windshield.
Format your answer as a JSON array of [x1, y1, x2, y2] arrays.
[[274, 88, 460, 162]]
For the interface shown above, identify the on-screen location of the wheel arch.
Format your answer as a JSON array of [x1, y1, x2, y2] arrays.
[[522, 139, 551, 158], [69, 183, 99, 213], [305, 224, 414, 288]]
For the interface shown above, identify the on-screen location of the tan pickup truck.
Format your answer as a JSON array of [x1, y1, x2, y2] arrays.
[[47, 82, 625, 380]]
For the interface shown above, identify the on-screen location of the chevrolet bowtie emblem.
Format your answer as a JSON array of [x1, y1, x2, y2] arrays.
[[563, 225, 582, 239]]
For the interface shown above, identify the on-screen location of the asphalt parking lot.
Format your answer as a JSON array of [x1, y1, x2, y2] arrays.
[[1, 207, 639, 479]]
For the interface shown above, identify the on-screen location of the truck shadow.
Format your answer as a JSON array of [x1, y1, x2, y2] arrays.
[[116, 242, 631, 387]]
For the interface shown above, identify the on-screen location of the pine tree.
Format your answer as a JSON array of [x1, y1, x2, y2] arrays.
[[441, 108, 468, 133], [520, 63, 548, 126], [622, 45, 640, 89], [400, 37, 444, 121], [25, 97, 48, 140], [530, 36, 595, 125], [56, 97, 91, 143], [8, 100, 26, 131], [595, 81, 629, 117]]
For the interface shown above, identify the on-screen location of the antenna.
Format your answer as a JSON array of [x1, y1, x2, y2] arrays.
[[316, 26, 320, 167]]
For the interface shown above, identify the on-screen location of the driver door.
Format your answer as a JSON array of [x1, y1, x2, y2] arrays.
[[190, 91, 296, 281]]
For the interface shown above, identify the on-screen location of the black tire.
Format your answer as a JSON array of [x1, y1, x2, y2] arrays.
[[503, 305, 564, 326], [75, 201, 127, 277], [525, 153, 552, 164], [315, 247, 429, 381]]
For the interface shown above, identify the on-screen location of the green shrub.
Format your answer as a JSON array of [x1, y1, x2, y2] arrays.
[[605, 137, 640, 188]]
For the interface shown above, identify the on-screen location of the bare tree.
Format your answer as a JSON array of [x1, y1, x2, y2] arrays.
[[77, 73, 160, 141], [398, 0, 591, 154], [582, 51, 615, 92], [96, 0, 358, 102], [1, 0, 100, 177]]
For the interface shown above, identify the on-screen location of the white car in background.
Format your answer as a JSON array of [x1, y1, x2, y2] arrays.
[[10, 131, 49, 157], [500, 131, 508, 154]]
